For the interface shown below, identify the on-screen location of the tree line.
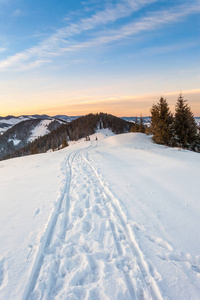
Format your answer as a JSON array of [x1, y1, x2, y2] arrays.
[[1, 113, 131, 160], [149, 94, 200, 151]]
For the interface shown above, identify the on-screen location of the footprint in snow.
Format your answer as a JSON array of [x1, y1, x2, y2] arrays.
[[85, 199, 90, 209], [82, 193, 87, 200], [148, 260, 162, 282], [82, 220, 92, 233], [146, 235, 173, 251], [33, 208, 41, 218], [192, 265, 200, 275]]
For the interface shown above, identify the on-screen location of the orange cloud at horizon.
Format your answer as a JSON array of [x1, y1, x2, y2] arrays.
[[1, 89, 200, 117]]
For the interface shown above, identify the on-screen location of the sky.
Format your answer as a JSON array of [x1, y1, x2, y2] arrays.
[[0, 0, 200, 117]]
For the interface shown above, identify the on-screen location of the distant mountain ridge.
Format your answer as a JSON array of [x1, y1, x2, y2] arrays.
[[121, 116, 151, 125], [122, 116, 200, 125], [0, 114, 79, 134], [1, 113, 131, 161]]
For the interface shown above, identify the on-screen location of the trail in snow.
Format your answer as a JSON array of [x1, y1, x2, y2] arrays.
[[22, 150, 77, 300], [82, 150, 163, 300], [22, 144, 163, 300], [1, 132, 200, 300]]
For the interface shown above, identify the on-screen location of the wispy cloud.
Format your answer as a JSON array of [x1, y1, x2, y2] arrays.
[[0, 0, 157, 70], [15, 60, 52, 71], [0, 47, 6, 53], [55, 3, 200, 53], [0, 1, 199, 71]]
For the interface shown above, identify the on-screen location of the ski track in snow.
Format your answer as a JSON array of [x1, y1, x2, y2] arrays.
[[22, 149, 78, 300], [22, 144, 163, 300], [82, 149, 163, 300]]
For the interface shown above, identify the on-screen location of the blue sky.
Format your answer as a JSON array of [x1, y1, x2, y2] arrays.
[[0, 0, 200, 116]]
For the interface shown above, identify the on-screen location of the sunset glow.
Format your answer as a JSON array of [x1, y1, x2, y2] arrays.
[[0, 0, 199, 116]]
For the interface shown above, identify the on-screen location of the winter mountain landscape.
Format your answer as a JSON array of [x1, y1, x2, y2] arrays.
[[1, 0, 200, 299], [0, 125, 200, 300]]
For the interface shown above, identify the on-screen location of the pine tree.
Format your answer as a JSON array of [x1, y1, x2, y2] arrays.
[[62, 138, 68, 149], [139, 115, 145, 133], [150, 97, 173, 145], [51, 139, 56, 151], [174, 94, 198, 149], [31, 145, 38, 155], [135, 117, 139, 132]]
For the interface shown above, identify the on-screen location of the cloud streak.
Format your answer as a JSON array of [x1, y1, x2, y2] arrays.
[[0, 0, 157, 70], [0, 47, 6, 53], [0, 1, 199, 71]]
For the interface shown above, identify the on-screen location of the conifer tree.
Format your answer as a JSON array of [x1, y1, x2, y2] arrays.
[[139, 115, 145, 133], [31, 145, 38, 155], [174, 94, 198, 149], [62, 138, 68, 149], [150, 97, 173, 145], [135, 117, 139, 132]]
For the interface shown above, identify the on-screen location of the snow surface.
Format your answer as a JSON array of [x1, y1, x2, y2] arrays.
[[0, 116, 29, 126], [28, 120, 52, 143], [0, 117, 31, 134], [0, 131, 200, 300]]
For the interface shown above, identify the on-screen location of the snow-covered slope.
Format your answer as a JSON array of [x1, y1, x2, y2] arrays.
[[0, 115, 78, 135], [0, 118, 64, 159], [0, 132, 200, 299], [28, 119, 54, 143], [0, 116, 32, 134]]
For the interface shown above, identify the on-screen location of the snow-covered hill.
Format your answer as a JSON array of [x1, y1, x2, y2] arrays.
[[0, 132, 200, 299], [0, 118, 64, 159], [0, 116, 33, 134], [0, 115, 78, 135]]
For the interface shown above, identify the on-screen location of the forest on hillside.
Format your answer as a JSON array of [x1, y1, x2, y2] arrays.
[[1, 113, 131, 160]]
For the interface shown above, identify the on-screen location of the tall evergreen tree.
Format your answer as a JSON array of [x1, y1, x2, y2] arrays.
[[139, 115, 145, 133], [174, 94, 198, 149], [150, 97, 173, 145], [62, 138, 68, 149], [135, 117, 139, 132]]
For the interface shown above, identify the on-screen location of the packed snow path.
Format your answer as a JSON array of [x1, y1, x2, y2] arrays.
[[22, 145, 163, 300]]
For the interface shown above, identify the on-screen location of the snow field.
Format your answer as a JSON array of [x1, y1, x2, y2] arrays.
[[0, 131, 200, 299], [24, 146, 162, 299], [28, 120, 52, 143], [90, 133, 200, 299], [0, 149, 74, 299]]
